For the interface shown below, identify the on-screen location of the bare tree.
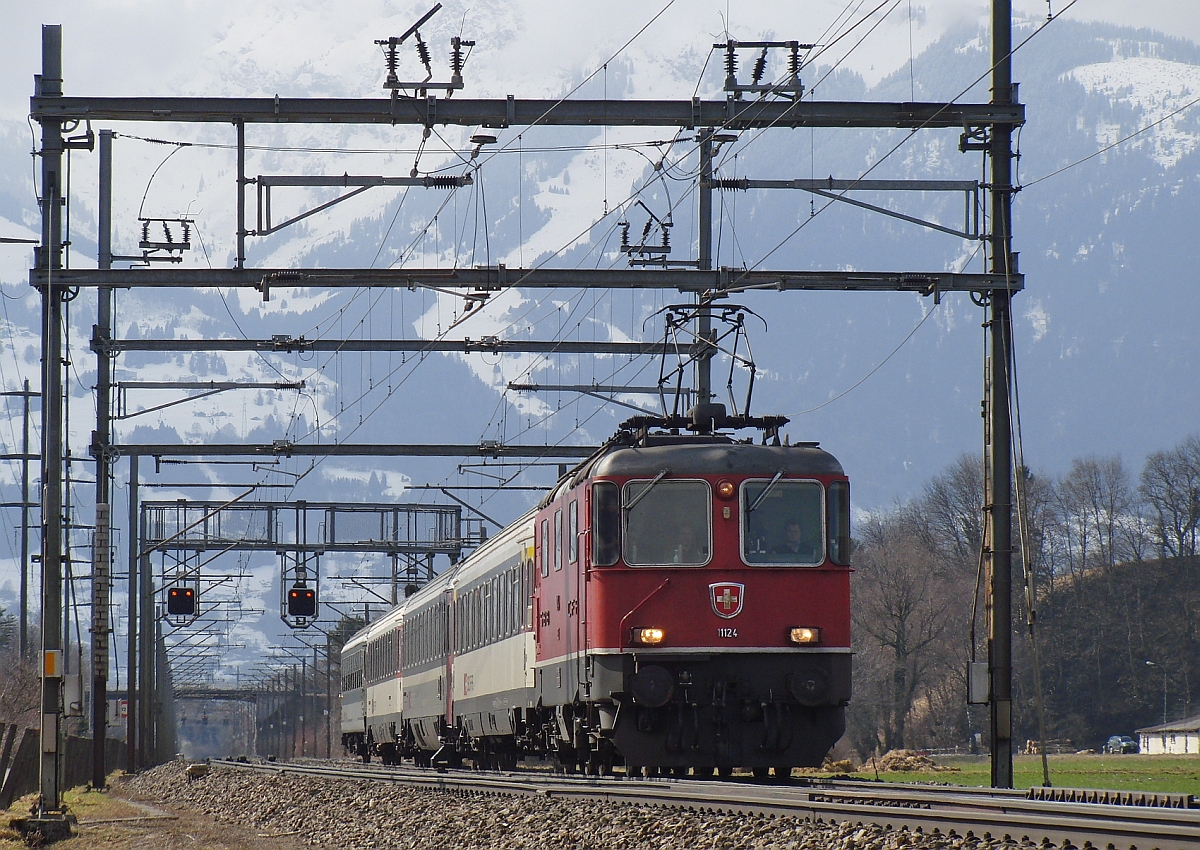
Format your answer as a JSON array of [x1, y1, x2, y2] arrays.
[[852, 512, 958, 752], [1139, 435, 1200, 558], [913, 453, 984, 572], [0, 611, 38, 729]]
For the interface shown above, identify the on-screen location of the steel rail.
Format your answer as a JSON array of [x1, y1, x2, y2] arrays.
[[214, 761, 1200, 849]]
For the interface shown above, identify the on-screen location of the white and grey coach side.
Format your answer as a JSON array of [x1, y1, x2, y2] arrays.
[[447, 510, 536, 747], [340, 608, 405, 759], [341, 509, 537, 760], [397, 567, 454, 754], [339, 628, 367, 745]]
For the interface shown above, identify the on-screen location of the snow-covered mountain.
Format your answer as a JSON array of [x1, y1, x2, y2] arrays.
[[1, 9, 1198, 682]]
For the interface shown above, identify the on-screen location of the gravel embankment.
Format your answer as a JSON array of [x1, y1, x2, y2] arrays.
[[127, 761, 1013, 850]]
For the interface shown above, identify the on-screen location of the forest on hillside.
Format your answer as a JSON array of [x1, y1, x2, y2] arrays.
[[847, 435, 1200, 757]]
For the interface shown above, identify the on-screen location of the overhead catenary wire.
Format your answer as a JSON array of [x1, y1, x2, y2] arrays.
[[1022, 90, 1200, 189], [726, 0, 1081, 287], [105, 0, 1060, 528]]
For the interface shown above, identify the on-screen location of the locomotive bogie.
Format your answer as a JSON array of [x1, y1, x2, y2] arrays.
[[597, 650, 850, 769]]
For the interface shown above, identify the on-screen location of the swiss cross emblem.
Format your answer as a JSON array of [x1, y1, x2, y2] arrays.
[[709, 582, 745, 619]]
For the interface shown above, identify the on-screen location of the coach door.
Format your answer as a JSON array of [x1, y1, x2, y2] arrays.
[[523, 544, 536, 689], [441, 589, 454, 729]]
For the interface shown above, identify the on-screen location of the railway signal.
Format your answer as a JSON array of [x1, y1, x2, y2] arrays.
[[287, 584, 317, 618], [166, 586, 197, 616]]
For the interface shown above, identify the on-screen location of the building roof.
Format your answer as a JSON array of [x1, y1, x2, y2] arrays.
[[1136, 714, 1200, 734]]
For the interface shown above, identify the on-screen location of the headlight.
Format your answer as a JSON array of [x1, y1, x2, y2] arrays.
[[788, 626, 821, 645], [632, 627, 665, 646], [715, 480, 736, 500]]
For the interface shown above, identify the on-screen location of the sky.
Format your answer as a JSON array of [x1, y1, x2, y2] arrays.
[[2, 1, 1198, 118]]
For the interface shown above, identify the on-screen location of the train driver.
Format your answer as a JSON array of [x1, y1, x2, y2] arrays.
[[773, 519, 819, 562]]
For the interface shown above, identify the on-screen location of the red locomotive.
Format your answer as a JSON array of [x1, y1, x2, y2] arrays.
[[342, 405, 851, 777]]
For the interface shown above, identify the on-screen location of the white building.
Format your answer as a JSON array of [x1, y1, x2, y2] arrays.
[[1136, 715, 1200, 755]]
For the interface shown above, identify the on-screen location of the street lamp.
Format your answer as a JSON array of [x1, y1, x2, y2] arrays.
[[1145, 661, 1167, 724]]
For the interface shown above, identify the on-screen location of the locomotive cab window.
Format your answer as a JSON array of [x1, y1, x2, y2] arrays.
[[741, 479, 825, 565], [622, 479, 711, 566], [592, 482, 620, 566], [827, 480, 851, 566]]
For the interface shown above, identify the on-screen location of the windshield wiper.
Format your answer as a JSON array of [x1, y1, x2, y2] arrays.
[[623, 468, 670, 512], [746, 469, 786, 514]]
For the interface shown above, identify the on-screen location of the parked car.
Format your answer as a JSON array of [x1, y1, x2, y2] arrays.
[[1104, 735, 1138, 754]]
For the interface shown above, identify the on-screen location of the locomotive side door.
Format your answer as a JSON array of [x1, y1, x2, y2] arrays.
[[573, 493, 590, 698]]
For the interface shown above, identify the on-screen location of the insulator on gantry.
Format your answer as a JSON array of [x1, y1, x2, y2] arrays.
[[450, 36, 465, 74], [752, 48, 768, 85], [376, 39, 401, 87], [724, 40, 738, 81], [415, 33, 433, 76]]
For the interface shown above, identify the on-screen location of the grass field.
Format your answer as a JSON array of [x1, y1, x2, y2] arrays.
[[848, 754, 1200, 794]]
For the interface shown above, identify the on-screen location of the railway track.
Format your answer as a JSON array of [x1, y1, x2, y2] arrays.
[[219, 759, 1200, 849]]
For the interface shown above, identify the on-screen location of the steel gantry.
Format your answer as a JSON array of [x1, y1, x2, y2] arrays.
[[28, 4, 1024, 812]]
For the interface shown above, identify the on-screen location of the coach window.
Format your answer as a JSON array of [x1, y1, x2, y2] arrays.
[[592, 482, 620, 566], [741, 479, 825, 565], [473, 588, 481, 650], [487, 580, 495, 642], [623, 479, 711, 566], [554, 509, 563, 571], [540, 520, 549, 577]]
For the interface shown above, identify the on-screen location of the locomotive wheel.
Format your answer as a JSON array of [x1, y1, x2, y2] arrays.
[[717, 766, 733, 779], [624, 764, 642, 778], [774, 765, 794, 781], [752, 766, 771, 780]]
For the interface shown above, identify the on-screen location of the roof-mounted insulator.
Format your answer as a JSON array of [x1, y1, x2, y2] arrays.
[[788, 42, 801, 80], [619, 221, 631, 252]]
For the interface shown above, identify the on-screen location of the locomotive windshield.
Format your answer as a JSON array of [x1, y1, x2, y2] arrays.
[[622, 479, 711, 566], [741, 479, 824, 565]]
